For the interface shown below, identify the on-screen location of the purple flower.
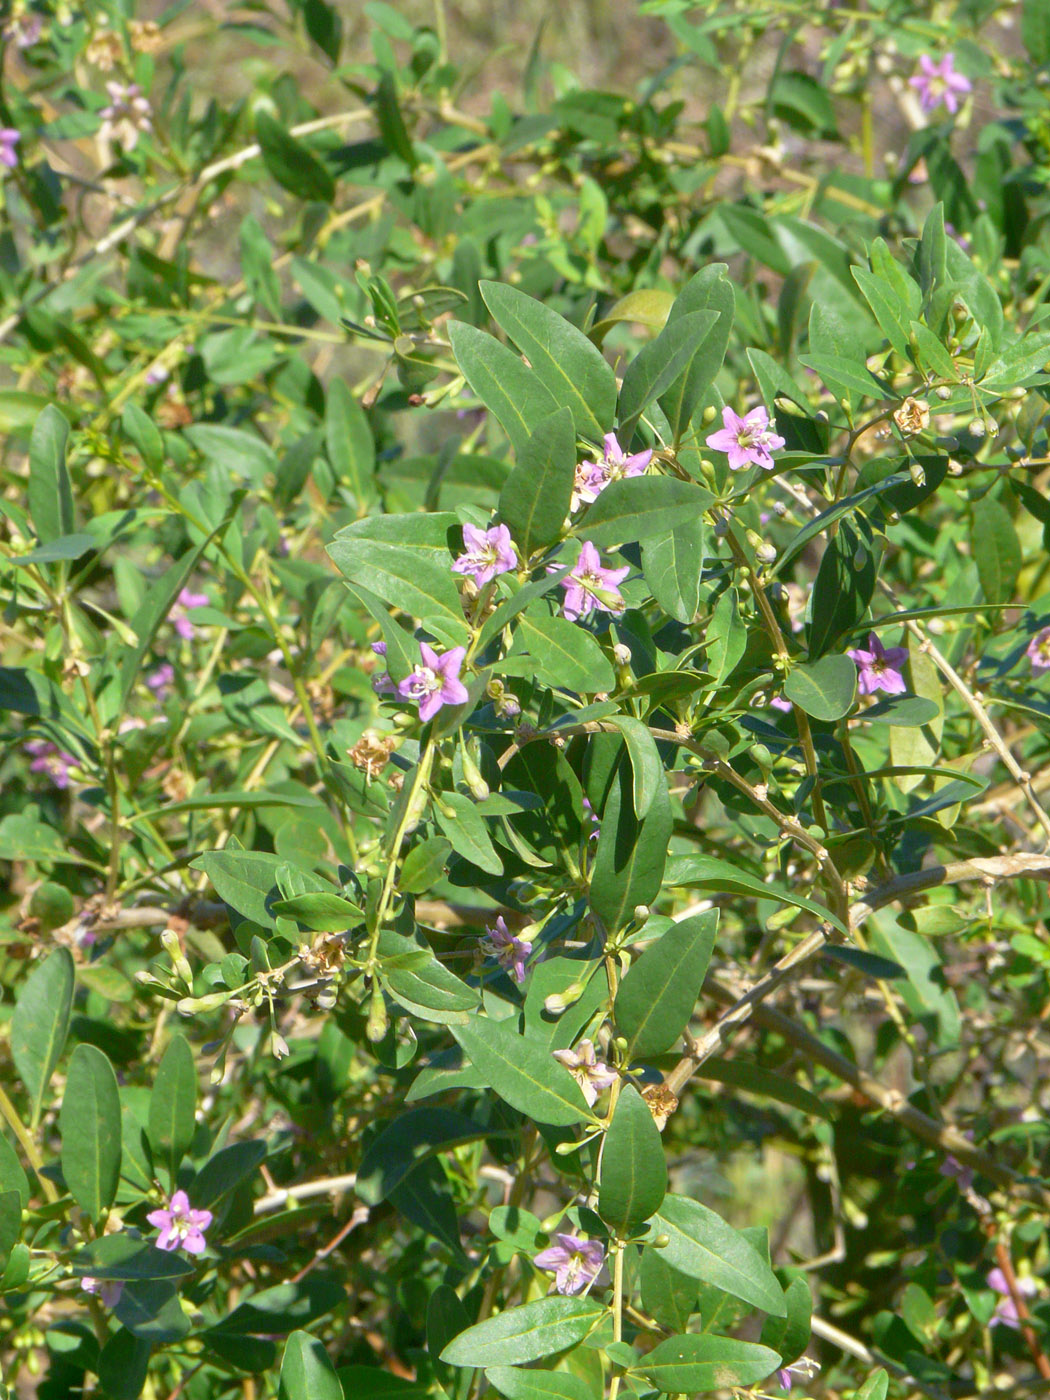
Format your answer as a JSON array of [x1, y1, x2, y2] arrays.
[[146, 1190, 213, 1255], [24, 739, 78, 789], [4, 13, 43, 48], [480, 915, 532, 983], [769, 694, 793, 713], [847, 632, 909, 696], [776, 1371, 793, 1393], [145, 363, 170, 387], [370, 640, 396, 696], [452, 523, 517, 585], [988, 1266, 1038, 1329], [170, 588, 209, 641], [1027, 627, 1050, 673], [557, 542, 629, 623], [533, 1233, 605, 1295], [81, 1276, 124, 1309], [0, 129, 20, 170], [571, 433, 651, 510], [705, 405, 785, 472], [146, 662, 175, 699], [581, 796, 601, 842], [910, 54, 972, 115], [552, 1039, 616, 1106], [397, 643, 469, 722], [99, 81, 153, 150]]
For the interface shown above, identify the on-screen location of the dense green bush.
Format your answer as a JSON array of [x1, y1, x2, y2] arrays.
[[2, 2, 1050, 1398]]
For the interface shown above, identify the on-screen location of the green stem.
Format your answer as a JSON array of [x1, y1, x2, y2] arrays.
[[364, 739, 437, 974], [0, 1082, 57, 1203]]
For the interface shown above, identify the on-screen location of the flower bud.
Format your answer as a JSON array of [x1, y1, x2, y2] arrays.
[[936, 385, 952, 400], [612, 643, 632, 667], [967, 417, 986, 438], [652, 1233, 671, 1249], [908, 461, 926, 488], [176, 991, 232, 1015], [366, 983, 388, 1043]]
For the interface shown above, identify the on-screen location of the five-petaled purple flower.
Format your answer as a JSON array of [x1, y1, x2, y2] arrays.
[[398, 643, 469, 722], [99, 81, 153, 150], [24, 739, 78, 789], [988, 1266, 1038, 1330], [147, 1190, 213, 1255], [848, 632, 908, 696], [572, 433, 652, 510], [170, 588, 209, 641], [705, 405, 785, 472], [480, 915, 532, 984], [146, 662, 175, 699], [452, 523, 517, 586], [0, 129, 19, 170], [910, 54, 972, 115], [1027, 626, 1050, 673], [552, 1039, 616, 1106], [81, 1276, 124, 1309], [558, 542, 629, 623], [533, 1233, 605, 1296], [370, 640, 396, 696]]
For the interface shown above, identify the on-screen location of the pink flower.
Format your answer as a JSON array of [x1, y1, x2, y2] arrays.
[[24, 739, 78, 789], [769, 694, 793, 713], [776, 1371, 793, 1393], [146, 662, 175, 699], [552, 1039, 616, 1106], [571, 433, 652, 510], [370, 641, 396, 696], [397, 643, 469, 722], [480, 916, 532, 983], [557, 542, 629, 623], [99, 81, 153, 150], [146, 1190, 213, 1255], [452, 523, 517, 585], [847, 632, 908, 696], [705, 405, 785, 472], [0, 129, 19, 170], [145, 364, 170, 387], [81, 1276, 124, 1309], [4, 13, 43, 48], [909, 54, 972, 115], [170, 588, 209, 641], [1027, 627, 1050, 673], [988, 1267, 1038, 1329], [533, 1233, 605, 1295], [581, 796, 601, 842]]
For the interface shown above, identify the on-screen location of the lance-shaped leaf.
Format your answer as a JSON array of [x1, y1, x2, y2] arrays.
[[441, 1297, 605, 1367], [598, 1084, 667, 1232], [279, 1330, 343, 1400], [28, 404, 73, 546], [11, 947, 74, 1129], [498, 407, 575, 556], [357, 1109, 490, 1204], [614, 911, 718, 1059], [650, 1194, 786, 1316], [628, 1334, 781, 1392], [576, 476, 713, 548], [148, 1035, 197, 1187], [664, 855, 848, 937], [449, 321, 560, 456], [60, 1045, 122, 1220], [481, 282, 616, 441], [589, 746, 673, 936], [485, 1366, 599, 1400], [451, 1017, 593, 1125], [325, 379, 375, 508], [617, 311, 720, 443]]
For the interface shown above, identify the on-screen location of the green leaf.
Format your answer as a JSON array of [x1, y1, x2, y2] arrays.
[[441, 1297, 605, 1367], [590, 289, 674, 346], [0, 807, 93, 866], [60, 1045, 122, 1220], [268, 891, 362, 931], [98, 1329, 151, 1400], [449, 320, 560, 456], [659, 265, 733, 445], [487, 1369, 598, 1400], [590, 746, 673, 935], [325, 379, 375, 506], [11, 947, 74, 1128], [808, 523, 876, 660], [0, 1190, 18, 1277], [214, 1277, 345, 1335], [639, 1248, 697, 1332], [428, 1282, 471, 1364], [615, 911, 718, 1059], [0, 1134, 29, 1210], [577, 476, 714, 548], [451, 1017, 593, 1126], [327, 520, 469, 649], [184, 424, 277, 483], [642, 517, 706, 623], [279, 1331, 343, 1400], [148, 1035, 197, 1187], [761, 1275, 813, 1368], [859, 695, 940, 726], [28, 405, 73, 546], [598, 1084, 667, 1232], [629, 1334, 781, 1392], [398, 837, 452, 894], [498, 407, 576, 556], [255, 110, 335, 203], [605, 717, 664, 818], [12, 533, 95, 566], [697, 1058, 832, 1122], [434, 791, 503, 876], [380, 932, 479, 1022], [851, 266, 912, 358], [74, 1234, 197, 1281], [1022, 0, 1050, 62], [357, 1109, 489, 1204], [481, 282, 616, 441], [852, 1369, 890, 1400], [191, 850, 284, 929], [971, 496, 1021, 603], [664, 855, 848, 937], [618, 311, 720, 443], [376, 71, 416, 167], [782, 654, 857, 721], [651, 1194, 786, 1315], [513, 612, 615, 694], [192, 1140, 267, 1208]]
